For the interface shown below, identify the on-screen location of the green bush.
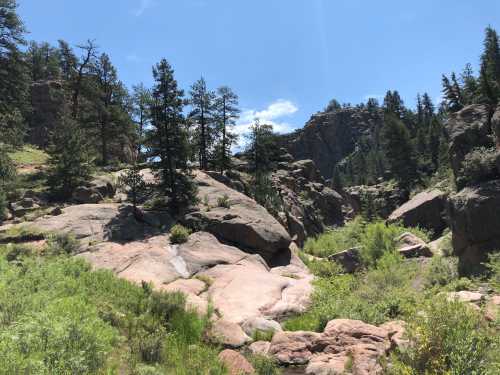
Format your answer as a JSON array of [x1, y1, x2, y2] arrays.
[[216, 194, 231, 208], [0, 190, 7, 222], [169, 224, 191, 244], [284, 252, 419, 331], [485, 252, 500, 292], [304, 217, 429, 267], [423, 256, 459, 289], [0, 250, 224, 374], [44, 232, 80, 255], [5, 243, 34, 262], [250, 354, 282, 375], [458, 146, 498, 188], [299, 253, 344, 278], [391, 296, 500, 374]]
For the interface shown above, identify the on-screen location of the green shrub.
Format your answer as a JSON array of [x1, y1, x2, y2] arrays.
[[391, 296, 499, 374], [44, 232, 80, 255], [299, 253, 344, 278], [252, 329, 275, 342], [0, 250, 224, 374], [249, 354, 282, 375], [0, 297, 117, 374], [485, 252, 500, 292], [423, 256, 459, 289], [303, 217, 429, 265], [169, 224, 191, 244], [457, 146, 498, 188], [216, 194, 231, 208], [5, 244, 34, 262], [0, 190, 7, 222], [285, 252, 419, 331]]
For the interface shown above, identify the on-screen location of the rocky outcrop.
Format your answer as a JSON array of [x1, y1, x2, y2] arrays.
[[346, 182, 407, 219], [29, 80, 65, 148], [26, 203, 173, 244], [388, 189, 447, 237], [328, 248, 362, 273], [283, 108, 383, 179], [73, 175, 117, 204], [268, 319, 401, 375], [445, 104, 496, 188], [448, 179, 500, 274], [183, 171, 292, 261], [395, 232, 433, 258], [272, 159, 345, 244], [77, 230, 312, 329]]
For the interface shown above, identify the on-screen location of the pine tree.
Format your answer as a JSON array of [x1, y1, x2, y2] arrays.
[[460, 63, 478, 104], [214, 86, 239, 173], [442, 74, 463, 112], [132, 83, 152, 161], [118, 163, 146, 210], [47, 111, 93, 199], [478, 26, 500, 105], [0, 0, 28, 146], [150, 59, 196, 211], [382, 114, 418, 192], [383, 90, 404, 118], [93, 53, 133, 165], [188, 77, 215, 170]]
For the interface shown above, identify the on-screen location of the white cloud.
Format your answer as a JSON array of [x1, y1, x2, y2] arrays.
[[132, 0, 156, 16], [234, 99, 298, 136]]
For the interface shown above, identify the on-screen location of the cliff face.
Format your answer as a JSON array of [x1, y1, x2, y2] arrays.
[[283, 108, 384, 179]]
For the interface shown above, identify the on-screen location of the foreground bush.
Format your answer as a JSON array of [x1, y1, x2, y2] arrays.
[[0, 244, 223, 374], [391, 297, 500, 374], [285, 252, 419, 330]]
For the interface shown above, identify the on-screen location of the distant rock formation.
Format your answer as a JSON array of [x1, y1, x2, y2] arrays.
[[282, 108, 384, 179]]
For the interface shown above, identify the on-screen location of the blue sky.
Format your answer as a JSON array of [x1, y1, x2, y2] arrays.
[[18, 0, 500, 134]]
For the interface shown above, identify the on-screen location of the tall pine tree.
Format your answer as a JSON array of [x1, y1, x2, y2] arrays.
[[214, 86, 239, 173], [150, 59, 196, 211]]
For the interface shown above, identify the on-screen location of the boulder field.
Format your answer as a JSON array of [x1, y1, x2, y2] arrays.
[[0, 170, 312, 346]]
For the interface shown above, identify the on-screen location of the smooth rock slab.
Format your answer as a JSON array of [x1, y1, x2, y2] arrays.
[[184, 171, 292, 260]]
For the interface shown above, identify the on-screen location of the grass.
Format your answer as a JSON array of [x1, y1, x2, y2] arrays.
[[303, 217, 430, 266], [0, 225, 47, 243], [0, 242, 226, 375], [8, 145, 48, 167]]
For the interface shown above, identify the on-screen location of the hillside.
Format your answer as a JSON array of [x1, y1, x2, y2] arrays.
[[1, 1, 500, 374]]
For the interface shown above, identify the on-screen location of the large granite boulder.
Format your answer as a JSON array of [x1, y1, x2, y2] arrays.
[[27, 203, 173, 244], [78, 231, 312, 327], [268, 319, 395, 375], [448, 179, 500, 274], [73, 175, 117, 204], [183, 171, 292, 261], [388, 189, 447, 237], [445, 104, 495, 188]]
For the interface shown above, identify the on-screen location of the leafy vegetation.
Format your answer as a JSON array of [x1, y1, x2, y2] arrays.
[[169, 224, 191, 244], [390, 297, 500, 374], [0, 242, 226, 375], [303, 217, 430, 265]]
